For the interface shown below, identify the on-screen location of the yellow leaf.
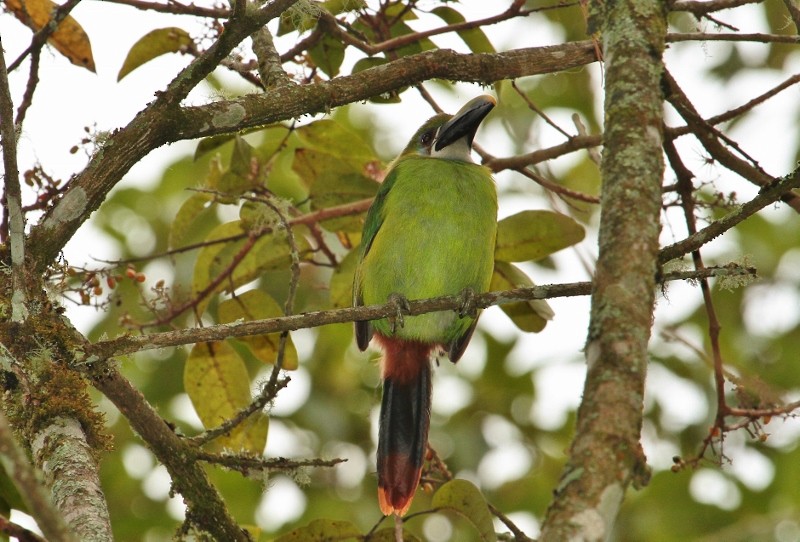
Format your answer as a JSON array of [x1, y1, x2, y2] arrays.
[[6, 0, 95, 72], [218, 290, 299, 370], [432, 480, 497, 542], [184, 341, 268, 453], [118, 27, 192, 81]]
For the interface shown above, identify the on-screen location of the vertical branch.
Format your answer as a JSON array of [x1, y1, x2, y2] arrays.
[[252, 27, 293, 88], [0, 38, 28, 322], [31, 418, 113, 542], [0, 410, 76, 542], [539, 0, 667, 538], [664, 137, 729, 423]]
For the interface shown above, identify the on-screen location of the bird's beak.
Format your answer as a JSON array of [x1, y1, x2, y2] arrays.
[[434, 95, 496, 152]]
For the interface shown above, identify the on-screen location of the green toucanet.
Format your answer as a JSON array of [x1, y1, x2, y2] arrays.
[[353, 95, 498, 516]]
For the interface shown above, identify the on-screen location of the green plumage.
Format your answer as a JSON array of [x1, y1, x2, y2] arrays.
[[353, 118, 498, 352], [353, 96, 498, 516]]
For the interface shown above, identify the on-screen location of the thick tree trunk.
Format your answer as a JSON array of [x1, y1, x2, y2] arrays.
[[539, 0, 667, 539]]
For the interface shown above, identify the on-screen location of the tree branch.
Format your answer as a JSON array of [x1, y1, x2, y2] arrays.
[[81, 266, 753, 362], [89, 367, 251, 541], [0, 37, 28, 322], [172, 41, 599, 141], [31, 418, 113, 542], [660, 163, 800, 263], [0, 410, 76, 542], [663, 70, 800, 212]]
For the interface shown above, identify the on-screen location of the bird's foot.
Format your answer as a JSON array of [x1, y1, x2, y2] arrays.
[[456, 287, 478, 319], [387, 293, 410, 334]]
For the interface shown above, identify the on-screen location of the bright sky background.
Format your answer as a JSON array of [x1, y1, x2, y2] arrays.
[[3, 0, 800, 537]]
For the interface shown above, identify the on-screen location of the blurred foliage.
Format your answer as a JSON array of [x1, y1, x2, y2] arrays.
[[7, 0, 799, 540]]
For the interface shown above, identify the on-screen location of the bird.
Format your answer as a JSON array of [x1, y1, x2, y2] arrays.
[[352, 95, 498, 516]]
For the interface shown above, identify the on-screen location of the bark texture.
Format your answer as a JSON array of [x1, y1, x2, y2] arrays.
[[539, 0, 668, 539]]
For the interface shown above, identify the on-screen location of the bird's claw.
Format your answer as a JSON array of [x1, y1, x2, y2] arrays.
[[387, 293, 410, 334], [457, 287, 478, 319]]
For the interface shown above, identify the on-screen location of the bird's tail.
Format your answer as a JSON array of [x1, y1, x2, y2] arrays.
[[375, 337, 433, 516]]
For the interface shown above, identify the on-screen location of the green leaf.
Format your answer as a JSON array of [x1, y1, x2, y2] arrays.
[[430, 6, 496, 54], [0, 464, 25, 514], [292, 146, 370, 188], [274, 518, 361, 541], [169, 192, 215, 250], [292, 144, 377, 232], [495, 210, 585, 262], [278, 3, 322, 35], [323, 0, 366, 15], [217, 290, 299, 370], [229, 135, 255, 178], [491, 261, 554, 333], [194, 125, 284, 161], [310, 171, 378, 233], [432, 479, 497, 542], [369, 528, 422, 541], [295, 119, 376, 161], [184, 341, 268, 453], [309, 33, 346, 77], [118, 27, 191, 81]]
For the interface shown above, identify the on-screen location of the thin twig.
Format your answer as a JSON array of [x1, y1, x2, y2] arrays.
[[666, 134, 728, 444], [671, 0, 762, 17], [100, 0, 230, 17], [668, 32, 800, 44], [663, 70, 800, 212], [667, 73, 800, 139], [511, 80, 572, 138], [196, 451, 346, 473], [189, 377, 291, 446]]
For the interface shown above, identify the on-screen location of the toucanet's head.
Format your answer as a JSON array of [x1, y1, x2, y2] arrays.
[[401, 95, 496, 162]]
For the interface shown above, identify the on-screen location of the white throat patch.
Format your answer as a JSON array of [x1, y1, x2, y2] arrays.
[[430, 138, 474, 162]]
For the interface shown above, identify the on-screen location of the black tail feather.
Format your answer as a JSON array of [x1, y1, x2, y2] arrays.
[[376, 361, 432, 516]]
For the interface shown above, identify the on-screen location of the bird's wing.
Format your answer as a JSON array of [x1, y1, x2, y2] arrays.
[[353, 165, 401, 350]]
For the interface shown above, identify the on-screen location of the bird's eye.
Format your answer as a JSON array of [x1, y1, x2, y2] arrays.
[[420, 130, 434, 147]]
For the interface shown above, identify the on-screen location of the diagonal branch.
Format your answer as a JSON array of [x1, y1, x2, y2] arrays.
[[663, 70, 800, 212], [26, 0, 300, 274], [660, 163, 800, 263], [26, 40, 599, 276], [89, 367, 250, 541]]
